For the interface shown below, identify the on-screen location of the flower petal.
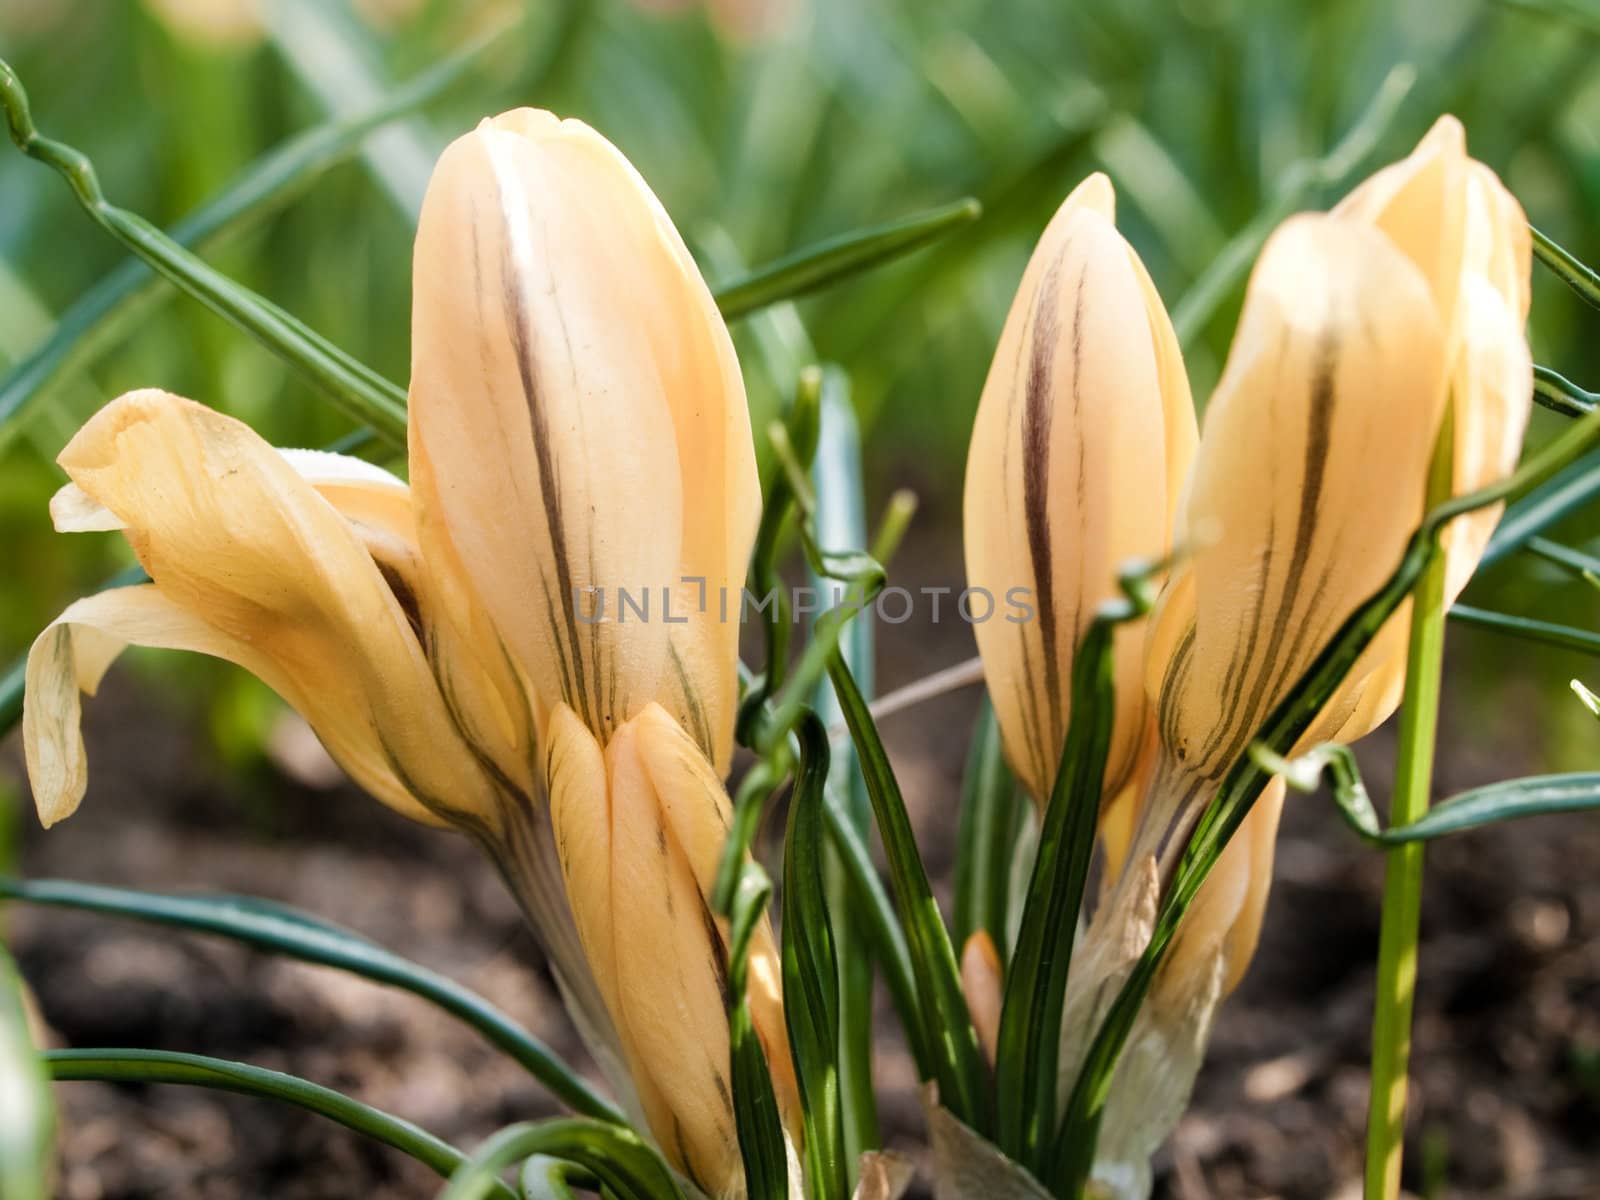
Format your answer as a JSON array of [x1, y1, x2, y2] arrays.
[[24, 584, 437, 827], [52, 389, 502, 830]]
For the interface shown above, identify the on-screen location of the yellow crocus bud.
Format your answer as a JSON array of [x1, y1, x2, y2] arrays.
[[962, 174, 1196, 809], [408, 108, 759, 775], [547, 702, 800, 1198]]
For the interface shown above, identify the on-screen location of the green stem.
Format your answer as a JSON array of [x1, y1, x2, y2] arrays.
[[1365, 419, 1454, 1200]]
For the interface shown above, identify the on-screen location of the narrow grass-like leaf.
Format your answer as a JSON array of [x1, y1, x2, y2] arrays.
[[1533, 365, 1598, 419], [0, 57, 409, 445], [1481, 448, 1600, 568], [1449, 604, 1600, 656], [952, 699, 1019, 957], [440, 1119, 685, 1200], [826, 650, 991, 1133], [807, 367, 880, 1168], [714, 198, 981, 320], [47, 1048, 512, 1198], [0, 947, 53, 1200], [0, 877, 620, 1122], [817, 781, 931, 1077], [518, 1156, 596, 1200], [727, 869, 789, 1200], [1522, 535, 1600, 579], [784, 714, 847, 1200], [0, 33, 493, 450], [996, 561, 1162, 1174], [1532, 225, 1600, 312], [1053, 403, 1600, 1194], [1258, 742, 1600, 844]]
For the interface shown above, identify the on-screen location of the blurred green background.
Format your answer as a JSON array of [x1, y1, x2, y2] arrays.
[[3, 0, 1600, 769]]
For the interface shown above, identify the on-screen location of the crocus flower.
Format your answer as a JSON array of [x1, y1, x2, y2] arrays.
[[962, 173, 1197, 819], [1073, 120, 1531, 1199], [24, 108, 795, 1198]]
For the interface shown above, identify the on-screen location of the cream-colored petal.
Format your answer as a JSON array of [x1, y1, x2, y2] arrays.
[[23, 585, 436, 828], [1148, 215, 1450, 799], [54, 389, 501, 830], [1334, 115, 1470, 337], [604, 716, 744, 1196], [411, 108, 757, 761], [631, 702, 801, 1133], [964, 173, 1194, 808]]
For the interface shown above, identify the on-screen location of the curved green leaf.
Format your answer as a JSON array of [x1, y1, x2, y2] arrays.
[[1533, 365, 1598, 419], [714, 198, 981, 321], [0, 56, 409, 445], [440, 1119, 684, 1200], [0, 876, 620, 1123], [47, 1047, 512, 1198], [1532, 225, 1600, 312], [1257, 742, 1600, 845], [0, 32, 494, 450]]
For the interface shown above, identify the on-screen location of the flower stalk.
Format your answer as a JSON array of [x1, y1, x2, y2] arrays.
[[1365, 413, 1455, 1200]]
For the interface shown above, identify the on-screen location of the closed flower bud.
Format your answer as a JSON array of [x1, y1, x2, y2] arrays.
[[409, 108, 759, 775], [963, 174, 1196, 810], [546, 702, 800, 1198]]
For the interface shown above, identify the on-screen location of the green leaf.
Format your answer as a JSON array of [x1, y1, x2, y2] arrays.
[[1449, 604, 1600, 657], [1258, 742, 1600, 844], [726, 869, 789, 1200], [997, 563, 1161, 1175], [816, 778, 931, 1078], [46, 1047, 513, 1198], [1532, 225, 1600, 312], [713, 197, 982, 320], [806, 367, 881, 1169], [1481, 448, 1600, 569], [440, 1119, 685, 1200], [826, 650, 991, 1134], [783, 715, 848, 1200], [952, 699, 1020, 957], [0, 876, 620, 1123], [0, 56, 409, 447], [518, 1156, 596, 1200], [1533, 365, 1598, 419], [0, 947, 53, 1200], [0, 31, 494, 452]]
